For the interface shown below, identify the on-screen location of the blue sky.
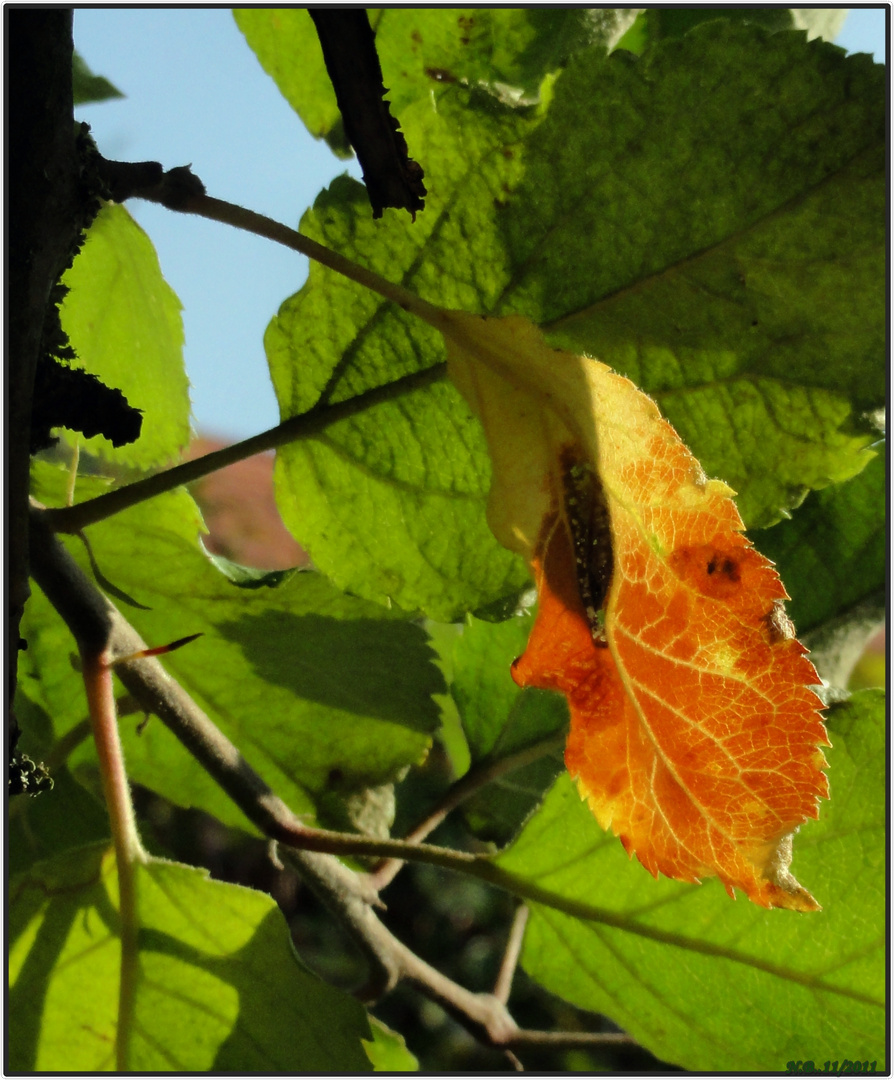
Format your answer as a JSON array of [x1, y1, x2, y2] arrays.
[[74, 8, 887, 442]]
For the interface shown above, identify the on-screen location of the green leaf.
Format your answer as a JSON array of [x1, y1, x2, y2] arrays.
[[753, 452, 884, 633], [269, 90, 538, 618], [616, 9, 847, 57], [24, 462, 444, 831], [790, 9, 850, 42], [203, 551, 300, 590], [59, 203, 189, 470], [495, 690, 885, 1071], [235, 8, 638, 149], [72, 51, 124, 105], [234, 10, 338, 143], [514, 27, 883, 526], [450, 614, 567, 844], [652, 7, 794, 38], [364, 1015, 419, 1071], [266, 24, 883, 617], [9, 847, 371, 1071], [753, 452, 885, 685]]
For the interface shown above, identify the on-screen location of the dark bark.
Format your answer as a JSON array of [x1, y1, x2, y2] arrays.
[[310, 9, 426, 219], [7, 9, 81, 718]]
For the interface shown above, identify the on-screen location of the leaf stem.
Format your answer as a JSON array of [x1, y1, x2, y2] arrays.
[[160, 192, 447, 328]]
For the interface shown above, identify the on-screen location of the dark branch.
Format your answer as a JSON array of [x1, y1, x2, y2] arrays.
[[310, 9, 426, 219], [8, 10, 78, 717]]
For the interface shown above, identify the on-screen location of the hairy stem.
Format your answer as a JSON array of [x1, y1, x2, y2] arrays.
[[80, 649, 147, 1070]]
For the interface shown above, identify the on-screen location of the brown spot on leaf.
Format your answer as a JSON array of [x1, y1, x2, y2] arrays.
[[669, 543, 746, 601]]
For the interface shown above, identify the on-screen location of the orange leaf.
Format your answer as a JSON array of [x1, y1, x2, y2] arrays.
[[439, 310, 830, 911]]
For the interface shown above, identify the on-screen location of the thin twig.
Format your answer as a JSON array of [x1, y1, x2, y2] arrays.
[[368, 735, 565, 892], [80, 646, 147, 1069], [494, 904, 530, 1005], [505, 1049, 525, 1071], [43, 362, 446, 534], [508, 1030, 637, 1049], [39, 695, 142, 774]]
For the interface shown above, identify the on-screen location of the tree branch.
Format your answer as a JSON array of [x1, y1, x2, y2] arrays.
[[8, 10, 79, 717], [28, 504, 641, 1056], [31, 514, 546, 886], [493, 904, 530, 1005], [310, 8, 426, 219]]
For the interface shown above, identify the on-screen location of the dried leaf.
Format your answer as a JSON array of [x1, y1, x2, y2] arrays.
[[439, 309, 830, 910]]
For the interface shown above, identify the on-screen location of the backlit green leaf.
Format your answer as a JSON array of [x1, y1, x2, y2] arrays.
[[364, 1016, 419, 1071], [73, 51, 124, 105], [60, 203, 189, 470], [9, 848, 371, 1071], [495, 690, 885, 1071], [234, 8, 638, 149], [450, 614, 566, 844], [23, 461, 444, 831], [266, 25, 883, 617]]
